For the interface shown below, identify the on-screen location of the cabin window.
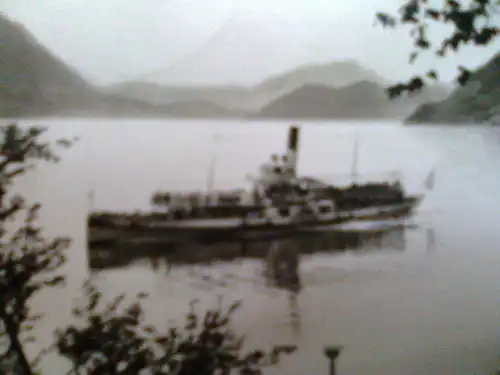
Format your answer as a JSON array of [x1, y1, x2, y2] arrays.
[[278, 207, 290, 216], [318, 205, 332, 214], [247, 211, 263, 219]]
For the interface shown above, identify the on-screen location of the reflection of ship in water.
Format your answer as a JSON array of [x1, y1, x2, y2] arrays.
[[337, 223, 407, 253], [260, 224, 410, 335], [265, 238, 301, 291], [426, 227, 436, 253], [89, 218, 422, 271], [264, 238, 302, 335]]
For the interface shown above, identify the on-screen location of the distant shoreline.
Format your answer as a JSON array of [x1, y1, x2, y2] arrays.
[[2, 115, 490, 126], [1, 113, 406, 121]]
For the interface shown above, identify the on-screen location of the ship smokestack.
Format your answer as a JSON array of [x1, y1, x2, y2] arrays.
[[286, 125, 300, 176], [287, 125, 299, 153]]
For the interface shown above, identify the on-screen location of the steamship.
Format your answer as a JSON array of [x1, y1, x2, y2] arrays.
[[88, 125, 429, 241]]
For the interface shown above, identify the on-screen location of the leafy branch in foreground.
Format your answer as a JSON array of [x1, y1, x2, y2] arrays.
[[374, 0, 499, 98], [0, 123, 76, 375], [56, 283, 296, 375]]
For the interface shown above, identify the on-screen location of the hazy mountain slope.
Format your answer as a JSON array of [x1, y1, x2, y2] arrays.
[[406, 53, 500, 124], [0, 14, 208, 117], [158, 100, 245, 118], [256, 82, 397, 119], [251, 60, 388, 110], [0, 14, 93, 116], [257, 60, 386, 92], [106, 60, 389, 112], [108, 60, 450, 119], [257, 81, 450, 119], [105, 82, 250, 110], [0, 12, 450, 120]]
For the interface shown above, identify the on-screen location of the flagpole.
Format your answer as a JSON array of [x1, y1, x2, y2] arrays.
[[206, 133, 221, 205], [88, 175, 95, 212], [88, 188, 95, 212], [351, 127, 360, 183], [424, 168, 436, 191]]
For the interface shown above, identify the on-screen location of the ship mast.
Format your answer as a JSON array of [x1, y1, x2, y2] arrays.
[[88, 175, 95, 212], [206, 133, 220, 204], [88, 188, 95, 211], [351, 127, 360, 183], [206, 154, 216, 197]]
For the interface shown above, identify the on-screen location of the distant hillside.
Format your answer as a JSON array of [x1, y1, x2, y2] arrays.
[[406, 53, 500, 125], [159, 100, 245, 118], [106, 60, 390, 112], [256, 60, 386, 93], [0, 14, 92, 116], [257, 81, 448, 119], [108, 61, 449, 119], [256, 82, 393, 119], [105, 82, 246, 107], [0, 14, 192, 118], [1, 13, 450, 120]]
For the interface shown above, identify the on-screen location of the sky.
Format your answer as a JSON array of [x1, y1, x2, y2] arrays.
[[1, 0, 499, 86]]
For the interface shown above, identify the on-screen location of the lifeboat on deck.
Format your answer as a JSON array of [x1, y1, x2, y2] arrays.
[[308, 199, 336, 222]]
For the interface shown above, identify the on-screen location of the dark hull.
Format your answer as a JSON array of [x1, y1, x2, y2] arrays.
[[88, 196, 422, 247]]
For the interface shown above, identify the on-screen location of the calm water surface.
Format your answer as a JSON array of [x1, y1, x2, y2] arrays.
[[12, 119, 500, 375]]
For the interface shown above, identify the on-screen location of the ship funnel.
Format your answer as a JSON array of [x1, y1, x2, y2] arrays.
[[286, 125, 300, 176], [287, 125, 300, 153]]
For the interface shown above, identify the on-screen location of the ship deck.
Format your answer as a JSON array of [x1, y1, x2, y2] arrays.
[[143, 198, 422, 231], [149, 218, 243, 229]]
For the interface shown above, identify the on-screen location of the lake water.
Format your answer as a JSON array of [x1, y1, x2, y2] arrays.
[[10, 118, 500, 375]]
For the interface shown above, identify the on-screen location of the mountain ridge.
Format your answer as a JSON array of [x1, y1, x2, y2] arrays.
[[1, 13, 450, 120], [0, 13, 196, 117], [108, 62, 450, 118], [405, 53, 500, 125], [105, 59, 392, 113], [257, 82, 397, 119]]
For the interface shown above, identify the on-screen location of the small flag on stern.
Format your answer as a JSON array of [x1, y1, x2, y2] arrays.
[[424, 168, 436, 191], [88, 188, 95, 210]]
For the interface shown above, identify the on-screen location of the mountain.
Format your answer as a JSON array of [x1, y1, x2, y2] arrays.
[[104, 82, 249, 111], [0, 14, 93, 116], [0, 14, 205, 118], [1, 13, 449, 120], [256, 60, 386, 92], [108, 61, 450, 119], [405, 53, 500, 125], [257, 81, 450, 119], [106, 60, 389, 112], [256, 82, 393, 119], [159, 100, 245, 118]]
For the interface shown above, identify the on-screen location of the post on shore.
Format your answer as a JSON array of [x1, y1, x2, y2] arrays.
[[324, 345, 343, 375]]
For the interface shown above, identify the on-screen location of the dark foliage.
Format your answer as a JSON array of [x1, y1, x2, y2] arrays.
[[56, 285, 296, 375], [374, 0, 499, 98], [0, 124, 75, 375]]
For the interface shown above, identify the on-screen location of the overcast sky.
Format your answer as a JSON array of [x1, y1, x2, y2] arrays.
[[1, 0, 499, 86]]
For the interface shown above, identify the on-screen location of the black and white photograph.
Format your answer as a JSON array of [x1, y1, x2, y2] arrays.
[[1, 1, 500, 374]]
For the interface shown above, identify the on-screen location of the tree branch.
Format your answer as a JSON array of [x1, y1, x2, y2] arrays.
[[375, 0, 499, 98]]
